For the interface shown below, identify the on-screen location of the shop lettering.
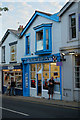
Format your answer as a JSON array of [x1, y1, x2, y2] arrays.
[[26, 57, 53, 63], [25, 73, 28, 88], [8, 66, 14, 70]]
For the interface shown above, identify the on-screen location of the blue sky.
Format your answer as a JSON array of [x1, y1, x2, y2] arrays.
[[0, 0, 69, 40]]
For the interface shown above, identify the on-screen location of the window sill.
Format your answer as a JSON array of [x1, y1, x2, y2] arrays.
[[35, 50, 52, 55], [2, 61, 6, 63], [74, 88, 80, 91], [67, 39, 78, 43], [9, 61, 17, 64]]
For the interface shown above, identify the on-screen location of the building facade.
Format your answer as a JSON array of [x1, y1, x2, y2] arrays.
[[0, 29, 23, 95], [20, 11, 62, 100], [59, 1, 80, 101]]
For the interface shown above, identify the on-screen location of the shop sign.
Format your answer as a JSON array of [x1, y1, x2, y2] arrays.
[[79, 13, 80, 32], [8, 66, 14, 70], [27, 56, 53, 63], [25, 73, 28, 88]]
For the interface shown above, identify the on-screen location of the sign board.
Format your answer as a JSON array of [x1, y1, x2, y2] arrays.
[[8, 66, 14, 70]]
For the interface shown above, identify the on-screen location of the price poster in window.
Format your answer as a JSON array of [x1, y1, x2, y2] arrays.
[[25, 73, 28, 88]]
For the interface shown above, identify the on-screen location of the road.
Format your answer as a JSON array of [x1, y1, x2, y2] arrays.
[[1, 95, 80, 118]]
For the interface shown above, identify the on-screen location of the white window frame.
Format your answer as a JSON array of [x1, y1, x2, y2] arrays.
[[68, 12, 78, 42], [10, 44, 16, 62], [2, 46, 5, 63], [74, 66, 80, 90]]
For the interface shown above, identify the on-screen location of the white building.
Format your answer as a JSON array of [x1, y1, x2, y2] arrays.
[[0, 29, 23, 95], [59, 1, 80, 101]]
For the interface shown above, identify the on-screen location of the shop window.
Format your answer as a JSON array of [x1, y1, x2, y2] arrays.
[[3, 71, 22, 88], [25, 34, 30, 55], [30, 64, 36, 88], [74, 55, 80, 88], [69, 14, 76, 40], [2, 46, 5, 63], [15, 72, 22, 88], [50, 63, 60, 92], [34, 24, 52, 55], [10, 45, 16, 62], [43, 63, 49, 90]]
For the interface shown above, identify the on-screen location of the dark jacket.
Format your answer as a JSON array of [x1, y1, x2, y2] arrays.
[[11, 81, 15, 87]]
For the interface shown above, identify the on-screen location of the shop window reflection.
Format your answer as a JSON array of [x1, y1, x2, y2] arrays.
[[43, 63, 49, 90], [50, 63, 60, 92], [3, 71, 22, 88], [30, 64, 36, 88]]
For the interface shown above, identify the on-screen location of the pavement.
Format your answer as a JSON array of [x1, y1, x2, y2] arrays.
[[2, 94, 80, 109]]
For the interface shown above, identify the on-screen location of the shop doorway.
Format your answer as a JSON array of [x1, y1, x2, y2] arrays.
[[37, 73, 42, 96]]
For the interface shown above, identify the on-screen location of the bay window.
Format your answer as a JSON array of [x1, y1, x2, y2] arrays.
[[34, 23, 52, 55]]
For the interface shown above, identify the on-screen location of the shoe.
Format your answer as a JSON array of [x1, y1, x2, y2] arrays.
[[48, 98, 50, 100]]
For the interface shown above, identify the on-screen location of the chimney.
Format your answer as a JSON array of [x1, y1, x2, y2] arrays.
[[18, 25, 23, 32]]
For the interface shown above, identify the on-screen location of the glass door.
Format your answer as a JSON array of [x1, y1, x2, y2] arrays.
[[37, 73, 42, 96], [37, 64, 42, 96]]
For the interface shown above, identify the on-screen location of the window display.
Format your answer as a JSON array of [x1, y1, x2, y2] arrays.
[[30, 62, 60, 92], [3, 70, 22, 88], [30, 64, 36, 88]]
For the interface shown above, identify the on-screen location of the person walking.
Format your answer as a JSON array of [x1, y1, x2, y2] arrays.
[[48, 77, 55, 100], [6, 82, 11, 95], [10, 79, 16, 96]]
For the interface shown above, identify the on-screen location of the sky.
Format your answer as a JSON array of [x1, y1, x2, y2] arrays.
[[0, 0, 69, 41]]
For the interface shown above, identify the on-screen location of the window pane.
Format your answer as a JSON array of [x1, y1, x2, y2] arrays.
[[10, 45, 16, 61], [43, 72, 49, 90], [2, 46, 5, 62], [46, 29, 49, 49], [31, 72, 36, 79], [30, 72, 36, 88], [11, 54, 15, 61], [75, 55, 80, 88], [31, 64, 36, 71], [43, 63, 49, 71], [11, 46, 15, 53], [30, 64, 36, 88], [26, 36, 30, 54], [37, 40, 43, 51], [72, 27, 76, 38], [50, 63, 60, 92], [37, 64, 41, 72], [36, 30, 43, 40], [43, 63, 49, 90], [70, 14, 76, 39], [36, 30, 43, 51], [71, 15, 76, 26]]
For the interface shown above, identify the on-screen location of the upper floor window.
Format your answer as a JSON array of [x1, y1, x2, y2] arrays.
[[36, 30, 43, 51], [2, 46, 5, 63], [70, 14, 76, 39], [25, 34, 30, 55], [34, 24, 52, 55], [10, 44, 16, 62]]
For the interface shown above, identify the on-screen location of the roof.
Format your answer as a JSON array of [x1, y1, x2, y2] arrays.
[[58, 0, 76, 16], [19, 10, 59, 38], [0, 29, 20, 46]]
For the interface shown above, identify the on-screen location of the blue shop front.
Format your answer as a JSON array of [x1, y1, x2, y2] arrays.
[[22, 54, 62, 100]]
